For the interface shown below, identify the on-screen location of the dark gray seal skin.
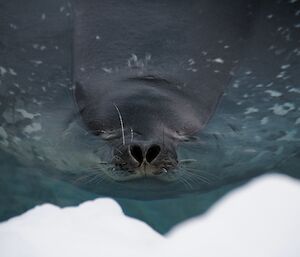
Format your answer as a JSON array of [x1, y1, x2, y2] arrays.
[[73, 0, 261, 182]]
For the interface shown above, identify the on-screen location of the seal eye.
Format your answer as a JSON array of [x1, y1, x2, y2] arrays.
[[174, 131, 190, 141], [173, 131, 198, 142], [99, 130, 121, 140]]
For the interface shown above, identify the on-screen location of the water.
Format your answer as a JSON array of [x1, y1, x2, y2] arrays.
[[0, 0, 299, 234]]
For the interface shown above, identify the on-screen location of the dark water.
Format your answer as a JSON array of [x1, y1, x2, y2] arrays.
[[0, 0, 299, 234]]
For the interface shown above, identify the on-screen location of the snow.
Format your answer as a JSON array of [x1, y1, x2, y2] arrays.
[[0, 174, 299, 257]]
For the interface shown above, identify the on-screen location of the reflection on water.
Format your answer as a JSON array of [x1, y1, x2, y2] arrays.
[[0, 0, 299, 233], [0, 151, 245, 233]]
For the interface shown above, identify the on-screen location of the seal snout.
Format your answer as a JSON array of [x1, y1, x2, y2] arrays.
[[129, 144, 161, 166], [111, 141, 178, 179]]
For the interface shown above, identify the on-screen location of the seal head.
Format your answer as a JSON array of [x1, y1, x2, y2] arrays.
[[75, 75, 209, 181]]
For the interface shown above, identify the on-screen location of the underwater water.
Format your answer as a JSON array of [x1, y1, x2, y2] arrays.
[[0, 0, 299, 234]]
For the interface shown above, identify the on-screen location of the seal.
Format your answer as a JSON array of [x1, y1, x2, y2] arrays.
[[73, 0, 260, 181]]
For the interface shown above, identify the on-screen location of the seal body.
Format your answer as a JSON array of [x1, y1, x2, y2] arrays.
[[73, 0, 260, 181]]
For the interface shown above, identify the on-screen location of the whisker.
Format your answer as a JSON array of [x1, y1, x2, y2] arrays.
[[179, 159, 197, 164], [176, 177, 188, 189], [114, 147, 123, 155], [184, 169, 213, 184], [85, 174, 105, 184], [130, 128, 134, 142], [98, 161, 109, 165], [184, 173, 202, 187], [178, 166, 215, 185], [162, 125, 165, 148], [73, 172, 100, 184], [183, 176, 194, 189], [183, 172, 208, 185], [183, 167, 219, 180], [176, 175, 193, 190], [179, 163, 219, 179], [90, 172, 107, 184], [113, 103, 126, 146], [73, 165, 112, 185]]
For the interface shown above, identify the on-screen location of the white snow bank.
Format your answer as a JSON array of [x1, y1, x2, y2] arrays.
[[0, 174, 299, 257]]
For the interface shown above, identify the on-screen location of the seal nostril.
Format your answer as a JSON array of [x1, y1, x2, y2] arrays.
[[129, 145, 144, 164], [146, 144, 161, 163]]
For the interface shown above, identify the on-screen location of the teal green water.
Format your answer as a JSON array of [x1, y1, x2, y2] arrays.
[[0, 0, 299, 234]]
